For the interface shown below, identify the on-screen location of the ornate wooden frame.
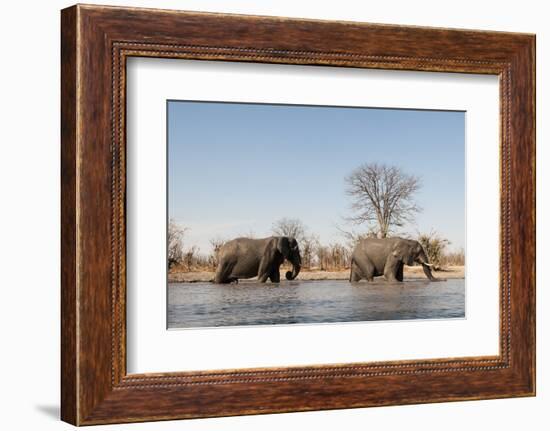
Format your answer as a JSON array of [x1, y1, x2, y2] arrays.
[[61, 4, 535, 425]]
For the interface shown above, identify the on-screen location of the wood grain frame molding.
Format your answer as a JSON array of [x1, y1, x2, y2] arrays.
[[61, 4, 535, 425]]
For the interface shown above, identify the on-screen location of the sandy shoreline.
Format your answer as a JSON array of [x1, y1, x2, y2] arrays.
[[168, 266, 465, 283]]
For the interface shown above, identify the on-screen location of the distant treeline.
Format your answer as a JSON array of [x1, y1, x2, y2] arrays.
[[168, 218, 464, 273]]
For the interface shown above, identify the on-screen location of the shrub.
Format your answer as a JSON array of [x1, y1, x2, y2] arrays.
[[417, 230, 450, 269]]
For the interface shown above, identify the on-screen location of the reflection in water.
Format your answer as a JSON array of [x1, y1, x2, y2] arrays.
[[168, 279, 465, 329]]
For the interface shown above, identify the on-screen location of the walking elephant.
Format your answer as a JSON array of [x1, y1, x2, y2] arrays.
[[350, 237, 436, 282], [214, 236, 301, 284]]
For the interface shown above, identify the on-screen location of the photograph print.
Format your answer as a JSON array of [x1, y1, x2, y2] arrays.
[[167, 101, 465, 329]]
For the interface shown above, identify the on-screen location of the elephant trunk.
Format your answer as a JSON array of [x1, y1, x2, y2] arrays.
[[421, 263, 436, 281], [285, 251, 301, 280], [416, 251, 436, 281], [286, 262, 301, 280]]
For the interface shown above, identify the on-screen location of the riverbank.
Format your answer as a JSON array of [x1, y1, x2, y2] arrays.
[[168, 265, 465, 283]]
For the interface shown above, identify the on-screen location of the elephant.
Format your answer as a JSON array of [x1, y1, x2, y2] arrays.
[[349, 237, 436, 282], [214, 236, 301, 284]]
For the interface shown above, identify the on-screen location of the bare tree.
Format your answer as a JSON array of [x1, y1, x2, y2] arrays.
[[300, 233, 320, 269], [328, 242, 350, 270], [345, 163, 421, 238], [316, 245, 330, 271], [314, 243, 348, 271], [271, 217, 307, 242], [208, 237, 227, 269], [183, 245, 199, 271], [167, 219, 187, 268]]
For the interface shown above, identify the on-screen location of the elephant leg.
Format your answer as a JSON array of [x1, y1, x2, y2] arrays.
[[349, 260, 363, 282], [396, 262, 404, 282], [257, 256, 275, 283], [353, 257, 375, 282], [383, 255, 401, 282], [214, 260, 235, 284], [269, 269, 281, 283], [257, 264, 270, 282]]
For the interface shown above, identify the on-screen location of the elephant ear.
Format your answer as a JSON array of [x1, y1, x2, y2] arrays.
[[276, 236, 291, 258], [260, 238, 278, 265], [391, 243, 406, 262], [392, 242, 415, 265], [391, 249, 403, 262]]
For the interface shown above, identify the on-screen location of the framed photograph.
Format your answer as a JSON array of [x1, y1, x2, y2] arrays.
[[61, 4, 535, 425]]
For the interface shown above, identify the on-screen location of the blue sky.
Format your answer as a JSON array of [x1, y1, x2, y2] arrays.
[[168, 101, 465, 254]]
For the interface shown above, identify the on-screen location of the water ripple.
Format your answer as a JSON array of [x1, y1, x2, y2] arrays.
[[168, 279, 465, 329]]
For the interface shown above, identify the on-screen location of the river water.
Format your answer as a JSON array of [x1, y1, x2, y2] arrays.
[[167, 278, 465, 329]]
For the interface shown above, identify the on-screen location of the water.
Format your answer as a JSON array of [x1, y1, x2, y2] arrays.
[[168, 279, 465, 329]]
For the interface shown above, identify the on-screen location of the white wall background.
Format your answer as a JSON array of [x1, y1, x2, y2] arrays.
[[0, 1, 546, 429]]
